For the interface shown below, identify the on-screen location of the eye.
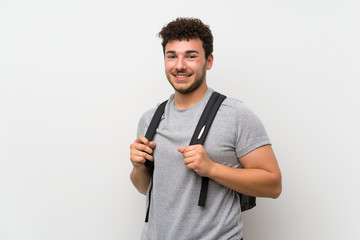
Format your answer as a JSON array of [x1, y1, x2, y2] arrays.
[[187, 55, 197, 59], [167, 55, 176, 59]]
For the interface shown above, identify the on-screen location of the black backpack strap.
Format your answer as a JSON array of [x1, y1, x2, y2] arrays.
[[189, 92, 227, 207], [144, 100, 168, 175], [144, 100, 167, 222]]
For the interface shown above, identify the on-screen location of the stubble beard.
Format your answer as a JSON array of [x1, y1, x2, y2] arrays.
[[166, 64, 207, 95]]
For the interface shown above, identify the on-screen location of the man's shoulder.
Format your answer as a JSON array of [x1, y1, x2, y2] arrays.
[[140, 105, 159, 123], [219, 96, 262, 123], [139, 99, 169, 122], [137, 102, 166, 137], [222, 97, 243, 107], [221, 97, 247, 113]]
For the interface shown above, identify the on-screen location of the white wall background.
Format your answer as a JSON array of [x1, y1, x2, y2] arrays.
[[1, 0, 359, 239]]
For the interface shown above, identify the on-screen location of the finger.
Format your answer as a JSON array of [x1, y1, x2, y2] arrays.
[[148, 141, 156, 149], [178, 145, 196, 153], [134, 137, 156, 150], [131, 142, 154, 155], [131, 154, 147, 164], [137, 151, 154, 161], [131, 155, 152, 170], [182, 148, 199, 159], [135, 136, 150, 145], [183, 154, 196, 165], [184, 161, 196, 171], [177, 147, 185, 153], [131, 150, 154, 163]]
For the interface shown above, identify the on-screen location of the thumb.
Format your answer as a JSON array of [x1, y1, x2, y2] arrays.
[[148, 141, 156, 149], [177, 147, 185, 153]]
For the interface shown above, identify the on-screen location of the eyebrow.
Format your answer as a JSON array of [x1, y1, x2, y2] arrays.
[[165, 50, 200, 55]]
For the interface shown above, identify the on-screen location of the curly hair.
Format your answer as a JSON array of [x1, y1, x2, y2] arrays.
[[157, 17, 213, 59]]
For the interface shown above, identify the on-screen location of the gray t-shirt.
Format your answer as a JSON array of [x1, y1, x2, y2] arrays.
[[137, 88, 270, 240]]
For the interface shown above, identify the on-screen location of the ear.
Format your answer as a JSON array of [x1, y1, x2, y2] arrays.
[[206, 54, 214, 70]]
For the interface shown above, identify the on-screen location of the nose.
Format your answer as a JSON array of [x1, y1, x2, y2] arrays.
[[175, 57, 186, 71]]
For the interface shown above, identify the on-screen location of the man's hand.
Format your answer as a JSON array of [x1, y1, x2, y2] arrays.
[[130, 136, 156, 195], [177, 144, 215, 177], [130, 136, 156, 171]]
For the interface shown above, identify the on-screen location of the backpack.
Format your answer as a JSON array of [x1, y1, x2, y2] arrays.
[[144, 91, 255, 222]]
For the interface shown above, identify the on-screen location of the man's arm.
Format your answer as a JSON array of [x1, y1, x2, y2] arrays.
[[178, 144, 282, 198], [130, 136, 155, 195]]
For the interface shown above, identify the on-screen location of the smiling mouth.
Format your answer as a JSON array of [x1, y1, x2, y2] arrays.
[[173, 73, 192, 80]]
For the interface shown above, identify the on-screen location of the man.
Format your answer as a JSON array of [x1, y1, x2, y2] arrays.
[[130, 17, 282, 240]]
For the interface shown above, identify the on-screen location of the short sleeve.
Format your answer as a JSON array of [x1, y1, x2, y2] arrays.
[[137, 107, 157, 138], [234, 101, 271, 158]]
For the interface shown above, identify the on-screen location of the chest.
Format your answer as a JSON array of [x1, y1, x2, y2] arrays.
[[152, 107, 241, 171]]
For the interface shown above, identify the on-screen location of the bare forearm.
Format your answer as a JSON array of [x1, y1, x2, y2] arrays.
[[130, 167, 150, 195], [209, 163, 282, 198]]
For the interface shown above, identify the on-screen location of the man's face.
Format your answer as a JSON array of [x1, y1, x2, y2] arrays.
[[164, 38, 213, 94]]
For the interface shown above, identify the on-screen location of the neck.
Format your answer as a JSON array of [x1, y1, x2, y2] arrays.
[[174, 82, 208, 110]]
